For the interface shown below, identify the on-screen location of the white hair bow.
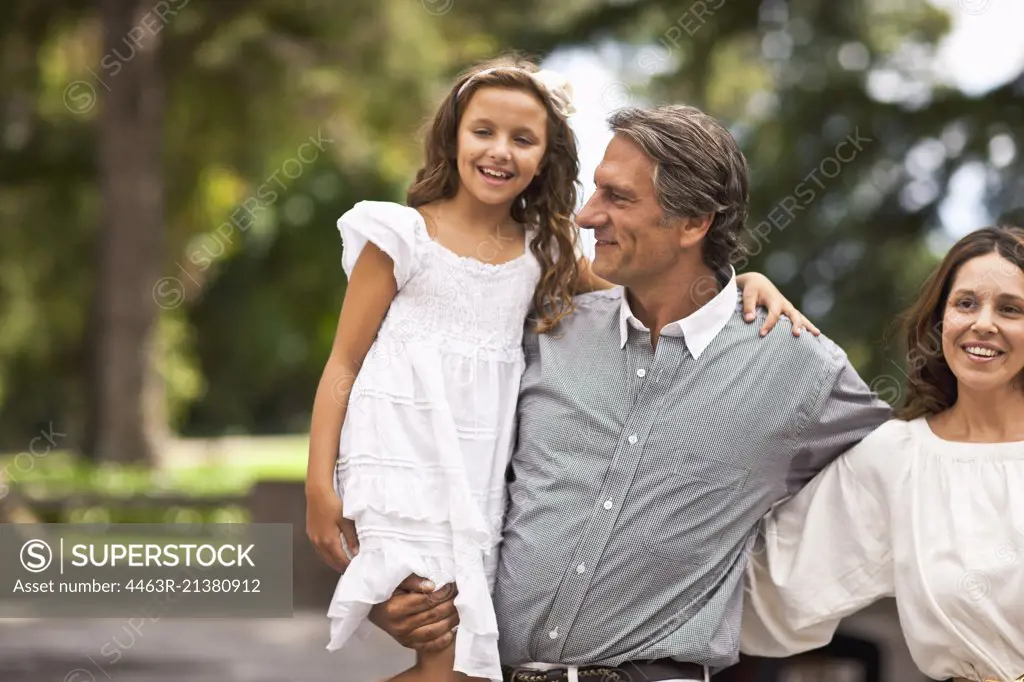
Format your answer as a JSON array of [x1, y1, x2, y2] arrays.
[[457, 67, 576, 119], [529, 69, 576, 118]]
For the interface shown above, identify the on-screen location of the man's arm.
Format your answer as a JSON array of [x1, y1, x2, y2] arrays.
[[743, 420, 902, 656], [785, 356, 893, 494]]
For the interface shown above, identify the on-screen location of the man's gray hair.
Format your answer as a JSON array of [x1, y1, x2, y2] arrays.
[[608, 105, 749, 275]]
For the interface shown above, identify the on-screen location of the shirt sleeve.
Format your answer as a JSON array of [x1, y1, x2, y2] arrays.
[[740, 420, 905, 657], [785, 348, 893, 494], [337, 201, 422, 289]]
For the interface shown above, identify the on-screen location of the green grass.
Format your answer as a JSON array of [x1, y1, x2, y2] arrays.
[[0, 436, 310, 500]]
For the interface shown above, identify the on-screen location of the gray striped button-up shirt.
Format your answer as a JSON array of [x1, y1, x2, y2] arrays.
[[493, 277, 892, 671]]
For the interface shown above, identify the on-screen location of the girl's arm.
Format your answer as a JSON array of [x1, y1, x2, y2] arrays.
[[736, 272, 820, 337], [575, 256, 820, 337], [306, 242, 398, 573]]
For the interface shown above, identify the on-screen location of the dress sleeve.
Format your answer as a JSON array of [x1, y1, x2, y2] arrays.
[[740, 419, 908, 657], [337, 201, 422, 289]]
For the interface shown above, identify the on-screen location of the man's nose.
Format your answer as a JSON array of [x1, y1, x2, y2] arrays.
[[576, 194, 604, 230]]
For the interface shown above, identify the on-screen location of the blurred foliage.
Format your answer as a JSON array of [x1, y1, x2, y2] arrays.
[[1, 0, 1022, 454], [0, 448, 303, 499], [0, 440, 304, 521]]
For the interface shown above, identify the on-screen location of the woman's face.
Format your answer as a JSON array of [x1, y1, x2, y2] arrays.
[[941, 251, 1024, 394]]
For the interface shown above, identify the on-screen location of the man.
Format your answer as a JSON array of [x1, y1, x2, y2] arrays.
[[367, 105, 892, 682]]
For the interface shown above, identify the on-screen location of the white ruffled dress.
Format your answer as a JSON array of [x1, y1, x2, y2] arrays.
[[325, 201, 541, 680]]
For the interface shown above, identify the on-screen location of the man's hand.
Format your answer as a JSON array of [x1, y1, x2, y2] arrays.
[[306, 486, 359, 573], [369, 575, 460, 653]]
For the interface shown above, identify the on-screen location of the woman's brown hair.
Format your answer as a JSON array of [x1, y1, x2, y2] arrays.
[[897, 225, 1024, 420], [406, 54, 581, 334]]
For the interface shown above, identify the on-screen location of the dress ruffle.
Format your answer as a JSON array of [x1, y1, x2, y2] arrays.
[[338, 379, 498, 552], [328, 346, 510, 680], [326, 537, 501, 681], [338, 461, 498, 545]]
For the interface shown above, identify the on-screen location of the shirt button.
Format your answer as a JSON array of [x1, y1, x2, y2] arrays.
[[548, 629, 559, 640], [636, 368, 646, 378], [603, 499, 613, 510], [576, 563, 586, 574], [628, 434, 638, 444]]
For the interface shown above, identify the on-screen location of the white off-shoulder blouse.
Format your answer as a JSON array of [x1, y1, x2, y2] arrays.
[[741, 417, 1024, 682]]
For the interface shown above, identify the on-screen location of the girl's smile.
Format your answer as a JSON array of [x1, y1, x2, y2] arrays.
[[477, 165, 516, 184]]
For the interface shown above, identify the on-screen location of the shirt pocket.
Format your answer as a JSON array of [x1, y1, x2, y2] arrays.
[[640, 453, 751, 565]]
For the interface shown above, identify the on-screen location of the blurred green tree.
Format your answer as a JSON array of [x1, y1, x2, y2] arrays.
[[0, 0, 495, 456], [1, 0, 1022, 459]]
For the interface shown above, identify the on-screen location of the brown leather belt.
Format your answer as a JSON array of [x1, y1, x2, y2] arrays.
[[503, 659, 704, 682]]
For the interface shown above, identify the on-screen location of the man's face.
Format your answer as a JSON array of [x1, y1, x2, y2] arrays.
[[576, 134, 691, 289]]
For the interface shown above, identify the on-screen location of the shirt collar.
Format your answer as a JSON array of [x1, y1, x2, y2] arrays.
[[618, 267, 738, 358]]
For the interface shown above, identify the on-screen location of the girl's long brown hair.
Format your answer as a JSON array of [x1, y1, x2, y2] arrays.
[[406, 54, 581, 334], [896, 225, 1024, 420]]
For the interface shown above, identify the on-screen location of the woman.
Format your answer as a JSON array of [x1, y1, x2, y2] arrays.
[[741, 225, 1024, 682]]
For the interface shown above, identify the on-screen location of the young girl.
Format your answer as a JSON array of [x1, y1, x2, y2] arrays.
[[305, 55, 812, 682]]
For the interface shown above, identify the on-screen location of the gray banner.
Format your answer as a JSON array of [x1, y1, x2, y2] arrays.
[[0, 523, 293, 617]]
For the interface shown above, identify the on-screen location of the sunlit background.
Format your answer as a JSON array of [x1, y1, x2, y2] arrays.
[[1, 0, 1022, 679], [558, 0, 1024, 259]]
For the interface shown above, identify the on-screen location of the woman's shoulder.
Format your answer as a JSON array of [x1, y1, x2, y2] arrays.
[[861, 416, 915, 443], [842, 417, 916, 486]]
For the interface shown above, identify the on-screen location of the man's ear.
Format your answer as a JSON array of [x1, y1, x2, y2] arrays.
[[679, 213, 715, 247]]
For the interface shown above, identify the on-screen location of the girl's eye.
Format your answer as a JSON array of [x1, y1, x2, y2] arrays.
[[1002, 305, 1022, 315], [954, 298, 975, 310], [514, 137, 534, 146], [474, 129, 491, 137]]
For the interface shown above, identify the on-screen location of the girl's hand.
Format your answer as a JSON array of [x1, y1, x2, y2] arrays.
[[736, 272, 821, 338], [306, 487, 359, 573]]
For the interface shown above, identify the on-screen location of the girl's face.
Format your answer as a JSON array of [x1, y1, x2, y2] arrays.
[[941, 251, 1024, 394], [455, 86, 549, 208]]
